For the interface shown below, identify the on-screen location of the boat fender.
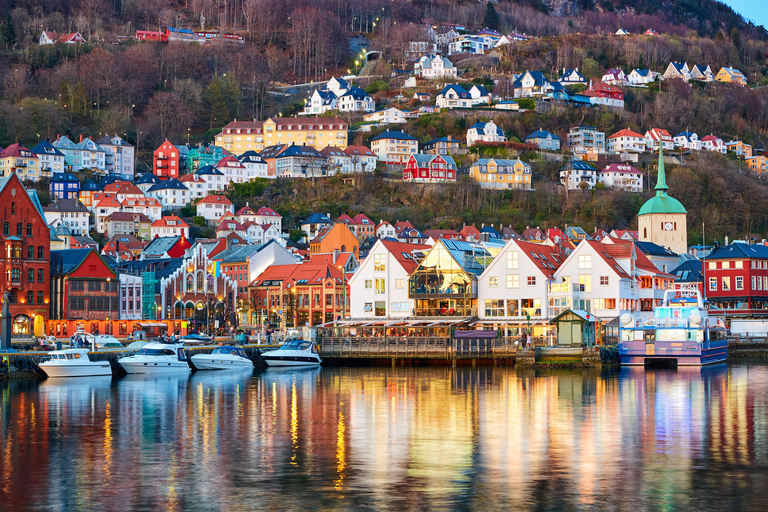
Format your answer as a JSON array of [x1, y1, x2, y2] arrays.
[[14, 358, 24, 370], [0, 362, 7, 375], [24, 359, 35, 372]]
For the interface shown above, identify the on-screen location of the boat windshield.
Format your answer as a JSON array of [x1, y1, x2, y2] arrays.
[[281, 341, 312, 351], [212, 346, 246, 357], [136, 348, 177, 356]]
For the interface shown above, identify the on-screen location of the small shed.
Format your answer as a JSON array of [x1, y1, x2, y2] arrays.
[[552, 309, 596, 347]]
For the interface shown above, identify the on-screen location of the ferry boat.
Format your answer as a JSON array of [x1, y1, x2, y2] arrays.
[[191, 346, 254, 370], [618, 289, 728, 367], [117, 342, 191, 374], [38, 349, 112, 378], [262, 341, 322, 367]]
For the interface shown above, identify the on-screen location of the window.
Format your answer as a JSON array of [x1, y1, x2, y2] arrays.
[[375, 278, 385, 294], [395, 279, 404, 289], [520, 299, 541, 317], [364, 279, 372, 290], [88, 281, 101, 292], [38, 246, 44, 259], [484, 299, 504, 317], [16, 223, 22, 236], [507, 299, 520, 316], [600, 276, 609, 286], [578, 255, 592, 269], [708, 262, 716, 269], [26, 223, 32, 237], [722, 261, 730, 269], [2, 222, 7, 235], [735, 261, 743, 269], [26, 291, 33, 305], [27, 245, 33, 259], [506, 251, 518, 269], [722, 277, 730, 291], [527, 276, 536, 286], [326, 295, 333, 306], [374, 254, 386, 272], [27, 269, 33, 282], [38, 269, 43, 282], [752, 276, 757, 290], [736, 276, 744, 290], [579, 275, 591, 292], [506, 275, 519, 288], [37, 291, 44, 304], [489, 276, 499, 287]]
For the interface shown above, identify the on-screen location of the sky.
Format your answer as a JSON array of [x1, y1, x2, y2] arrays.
[[720, 0, 768, 31]]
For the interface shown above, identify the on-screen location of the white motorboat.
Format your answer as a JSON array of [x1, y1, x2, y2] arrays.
[[94, 334, 123, 349], [118, 342, 191, 374], [180, 333, 213, 346], [191, 346, 254, 371], [262, 341, 322, 367], [38, 349, 112, 378]]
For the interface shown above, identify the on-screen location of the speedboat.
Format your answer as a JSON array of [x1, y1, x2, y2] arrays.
[[118, 342, 191, 374], [262, 340, 322, 367], [618, 288, 728, 367], [38, 349, 112, 378], [191, 346, 254, 370], [180, 333, 213, 346]]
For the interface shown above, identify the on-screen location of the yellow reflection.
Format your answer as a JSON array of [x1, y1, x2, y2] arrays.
[[291, 381, 298, 467], [334, 410, 346, 491], [103, 401, 112, 479]]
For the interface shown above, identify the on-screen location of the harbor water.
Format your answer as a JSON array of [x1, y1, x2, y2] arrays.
[[1, 363, 768, 511]]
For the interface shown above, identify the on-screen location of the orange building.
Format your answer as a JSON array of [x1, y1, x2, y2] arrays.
[[309, 223, 359, 257]]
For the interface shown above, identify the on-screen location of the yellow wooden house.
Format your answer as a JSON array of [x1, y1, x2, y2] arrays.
[[469, 158, 532, 190], [715, 67, 746, 86]]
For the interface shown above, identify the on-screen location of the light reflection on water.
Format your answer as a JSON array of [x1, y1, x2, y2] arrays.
[[1, 364, 767, 511]]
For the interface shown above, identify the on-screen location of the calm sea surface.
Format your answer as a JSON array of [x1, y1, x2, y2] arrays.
[[1, 363, 768, 511]]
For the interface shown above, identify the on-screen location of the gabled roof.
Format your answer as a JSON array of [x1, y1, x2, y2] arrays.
[[147, 178, 188, 192], [0, 143, 36, 159], [370, 130, 418, 142], [143, 236, 185, 257], [106, 212, 151, 223], [256, 206, 281, 217], [609, 128, 644, 139], [44, 198, 89, 213], [152, 215, 189, 228], [31, 140, 65, 157], [102, 234, 147, 252], [50, 248, 105, 275], [560, 160, 597, 171], [179, 173, 207, 184], [525, 129, 560, 140], [339, 87, 370, 100], [469, 122, 504, 137], [513, 70, 548, 88], [515, 239, 564, 278], [135, 173, 161, 185], [238, 150, 266, 163], [584, 240, 632, 278], [437, 84, 469, 97], [601, 163, 642, 175], [95, 197, 121, 209], [670, 259, 703, 283], [195, 164, 225, 176], [216, 155, 246, 168], [428, 239, 493, 277], [344, 145, 376, 157], [304, 213, 332, 225], [197, 194, 233, 205]]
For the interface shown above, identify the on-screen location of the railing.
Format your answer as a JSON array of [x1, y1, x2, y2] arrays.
[[318, 335, 558, 358]]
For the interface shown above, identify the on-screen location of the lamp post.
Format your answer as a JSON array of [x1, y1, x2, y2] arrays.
[[338, 265, 346, 321], [107, 277, 112, 335], [290, 287, 297, 328]]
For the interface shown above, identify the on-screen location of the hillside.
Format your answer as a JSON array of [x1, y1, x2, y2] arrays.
[[225, 150, 766, 245]]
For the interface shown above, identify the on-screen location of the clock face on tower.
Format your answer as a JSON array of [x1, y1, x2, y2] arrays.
[[664, 222, 674, 231]]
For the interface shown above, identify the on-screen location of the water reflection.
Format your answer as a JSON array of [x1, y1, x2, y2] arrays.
[[0, 364, 767, 511]]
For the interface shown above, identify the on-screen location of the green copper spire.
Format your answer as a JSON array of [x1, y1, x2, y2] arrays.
[[654, 144, 668, 193]]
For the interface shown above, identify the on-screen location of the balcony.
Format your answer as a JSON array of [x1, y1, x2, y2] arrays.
[[156, 155, 168, 160]]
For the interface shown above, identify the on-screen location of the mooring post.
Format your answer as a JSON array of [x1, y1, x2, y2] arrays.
[[391, 357, 396, 368]]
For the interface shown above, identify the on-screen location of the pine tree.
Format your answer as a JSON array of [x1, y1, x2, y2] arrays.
[[204, 76, 230, 129], [2, 12, 16, 49], [483, 2, 499, 31]]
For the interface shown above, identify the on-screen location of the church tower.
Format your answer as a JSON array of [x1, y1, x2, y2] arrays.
[[637, 147, 688, 254]]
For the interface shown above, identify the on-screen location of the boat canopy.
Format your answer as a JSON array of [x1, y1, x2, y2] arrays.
[[212, 346, 248, 357]]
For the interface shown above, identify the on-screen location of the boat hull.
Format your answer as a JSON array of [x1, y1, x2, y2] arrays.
[[39, 362, 112, 378], [119, 360, 191, 374], [191, 356, 254, 370], [262, 355, 322, 367], [619, 340, 728, 367]]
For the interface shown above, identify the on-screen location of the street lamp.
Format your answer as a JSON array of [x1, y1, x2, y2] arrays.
[[291, 287, 297, 328], [338, 265, 347, 321], [107, 277, 112, 335]]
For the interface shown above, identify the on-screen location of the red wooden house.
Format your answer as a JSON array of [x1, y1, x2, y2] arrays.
[[49, 248, 118, 337], [402, 154, 457, 183], [136, 30, 168, 42], [153, 140, 181, 179], [0, 174, 50, 337], [703, 242, 768, 319]]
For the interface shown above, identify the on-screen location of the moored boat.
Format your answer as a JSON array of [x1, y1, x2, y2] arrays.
[[38, 349, 112, 378], [191, 346, 254, 370], [118, 342, 191, 374], [618, 289, 728, 367], [262, 340, 322, 367]]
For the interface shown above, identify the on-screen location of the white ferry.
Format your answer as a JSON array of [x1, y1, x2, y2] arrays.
[[618, 289, 728, 366]]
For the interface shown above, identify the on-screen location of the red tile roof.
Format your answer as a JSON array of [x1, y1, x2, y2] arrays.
[[516, 240, 564, 278], [152, 215, 189, 228], [198, 194, 233, 205], [587, 240, 631, 278], [608, 128, 644, 139], [380, 240, 431, 273], [256, 206, 281, 217]]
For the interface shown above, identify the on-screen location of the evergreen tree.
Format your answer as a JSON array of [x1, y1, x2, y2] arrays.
[[2, 12, 16, 49], [204, 76, 230, 129], [483, 2, 499, 31], [730, 27, 742, 51]]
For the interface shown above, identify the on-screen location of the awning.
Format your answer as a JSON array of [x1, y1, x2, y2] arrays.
[[317, 321, 337, 327], [136, 322, 169, 328]]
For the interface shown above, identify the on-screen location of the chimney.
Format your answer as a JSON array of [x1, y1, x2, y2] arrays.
[[725, 235, 729, 246], [79, 134, 83, 143], [481, 223, 485, 228], [226, 236, 232, 251]]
